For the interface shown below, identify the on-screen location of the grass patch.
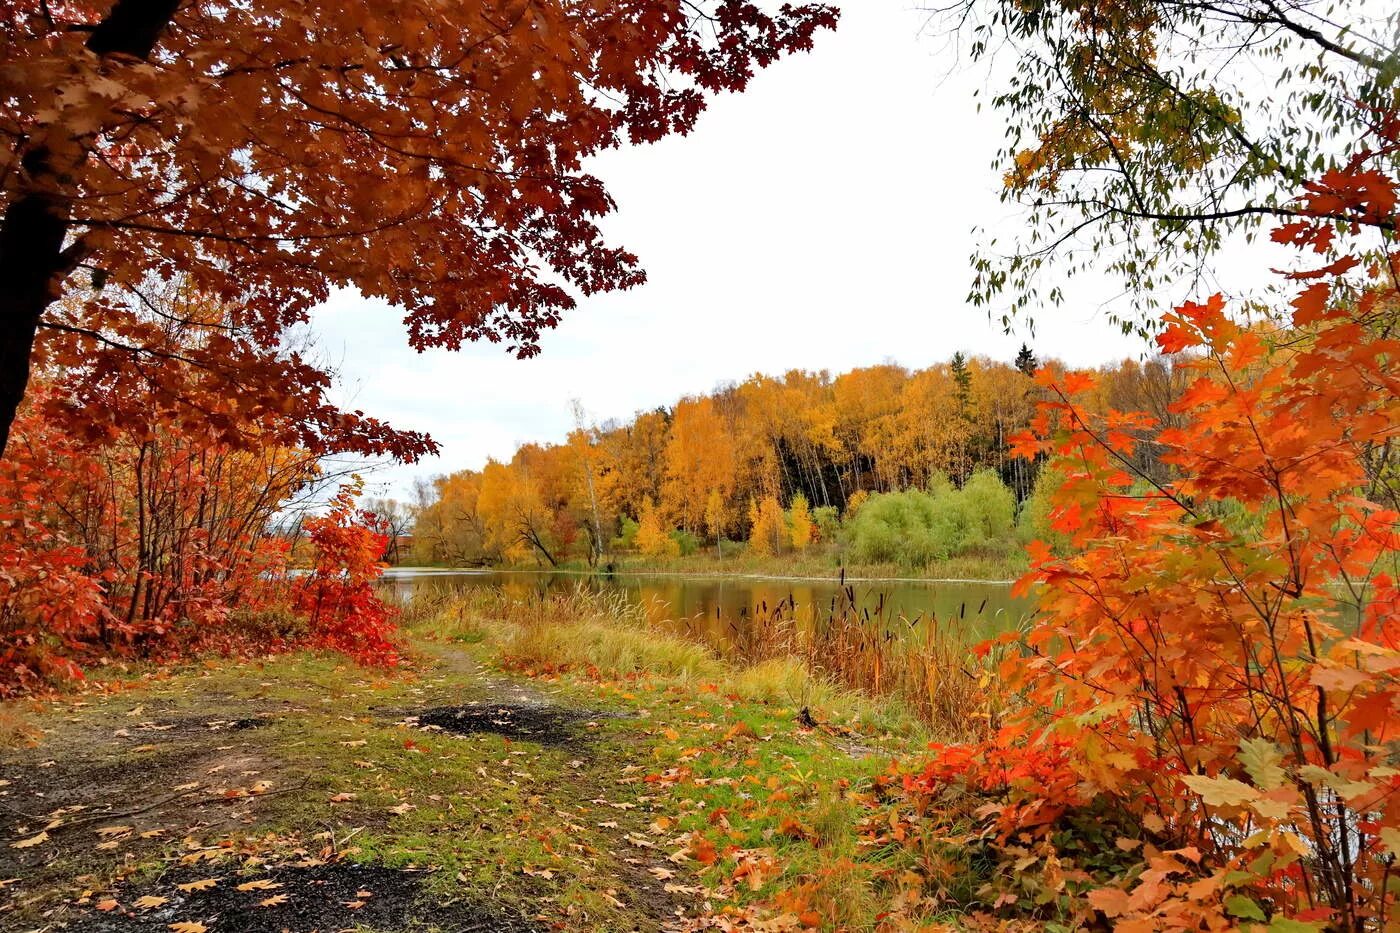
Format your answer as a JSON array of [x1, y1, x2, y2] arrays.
[[4, 587, 975, 931]]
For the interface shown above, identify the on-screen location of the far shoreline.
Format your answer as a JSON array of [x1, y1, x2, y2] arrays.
[[380, 565, 1023, 586]]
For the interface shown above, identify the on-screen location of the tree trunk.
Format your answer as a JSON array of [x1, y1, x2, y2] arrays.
[[0, 190, 69, 455]]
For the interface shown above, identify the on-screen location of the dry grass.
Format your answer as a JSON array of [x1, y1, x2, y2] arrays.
[[739, 587, 1019, 742], [408, 583, 1011, 740]]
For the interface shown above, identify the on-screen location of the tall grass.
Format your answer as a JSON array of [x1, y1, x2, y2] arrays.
[[729, 583, 1019, 742], [408, 582, 1017, 741]]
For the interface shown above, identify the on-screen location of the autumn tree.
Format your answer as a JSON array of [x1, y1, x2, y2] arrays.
[[365, 497, 413, 564], [0, 0, 837, 453], [897, 120, 1400, 930], [567, 401, 607, 566], [704, 487, 727, 556], [788, 493, 813, 551], [663, 396, 736, 533], [635, 496, 678, 558], [477, 460, 556, 566], [747, 494, 786, 558]]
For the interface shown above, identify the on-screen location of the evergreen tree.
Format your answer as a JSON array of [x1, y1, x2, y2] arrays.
[[1015, 344, 1038, 377], [950, 352, 972, 415]]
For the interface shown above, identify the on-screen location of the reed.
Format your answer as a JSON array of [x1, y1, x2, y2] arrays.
[[709, 582, 1020, 742], [410, 581, 1018, 740]]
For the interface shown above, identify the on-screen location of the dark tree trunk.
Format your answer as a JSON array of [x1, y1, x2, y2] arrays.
[[0, 190, 69, 454]]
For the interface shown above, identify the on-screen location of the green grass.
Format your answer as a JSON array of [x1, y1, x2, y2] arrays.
[[4, 596, 956, 931]]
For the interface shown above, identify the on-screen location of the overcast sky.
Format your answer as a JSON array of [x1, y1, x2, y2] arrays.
[[312, 0, 1154, 500]]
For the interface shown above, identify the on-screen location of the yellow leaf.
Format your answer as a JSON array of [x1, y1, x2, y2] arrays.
[[169, 923, 208, 933], [176, 879, 218, 892], [1238, 738, 1286, 790], [10, 831, 48, 849], [1182, 774, 1258, 808], [134, 895, 168, 909], [257, 894, 289, 907], [235, 879, 281, 892]]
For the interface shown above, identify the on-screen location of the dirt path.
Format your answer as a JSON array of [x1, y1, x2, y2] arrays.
[[0, 645, 702, 932]]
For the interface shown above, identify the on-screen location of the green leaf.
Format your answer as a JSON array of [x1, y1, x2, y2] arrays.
[[1266, 920, 1325, 932], [1225, 895, 1266, 921]]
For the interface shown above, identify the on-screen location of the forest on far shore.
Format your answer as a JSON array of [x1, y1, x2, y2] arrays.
[[402, 348, 1188, 571]]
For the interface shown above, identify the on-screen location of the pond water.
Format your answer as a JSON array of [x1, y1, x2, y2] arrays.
[[381, 568, 1036, 651]]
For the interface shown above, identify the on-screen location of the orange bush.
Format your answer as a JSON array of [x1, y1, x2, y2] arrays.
[[890, 120, 1400, 930]]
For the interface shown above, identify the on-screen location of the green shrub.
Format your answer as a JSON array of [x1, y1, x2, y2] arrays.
[[844, 472, 1018, 567], [612, 515, 639, 550], [1017, 465, 1070, 553], [959, 470, 1016, 551], [669, 529, 701, 556]]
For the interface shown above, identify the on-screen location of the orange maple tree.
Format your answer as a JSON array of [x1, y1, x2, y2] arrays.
[[889, 115, 1399, 930], [0, 0, 838, 454]]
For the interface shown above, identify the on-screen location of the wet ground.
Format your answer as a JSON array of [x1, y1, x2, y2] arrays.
[[47, 859, 542, 932], [410, 703, 600, 746]]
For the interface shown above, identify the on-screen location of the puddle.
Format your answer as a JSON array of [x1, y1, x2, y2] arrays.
[[409, 703, 594, 746]]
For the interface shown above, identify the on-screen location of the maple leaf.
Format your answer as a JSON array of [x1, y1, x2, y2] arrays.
[[1291, 282, 1333, 325]]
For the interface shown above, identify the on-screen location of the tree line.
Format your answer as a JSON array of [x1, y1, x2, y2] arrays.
[[408, 348, 1192, 566]]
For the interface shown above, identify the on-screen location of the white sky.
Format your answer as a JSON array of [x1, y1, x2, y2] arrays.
[[312, 0, 1154, 499]]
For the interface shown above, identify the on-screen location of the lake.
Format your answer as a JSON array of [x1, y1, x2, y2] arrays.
[[381, 568, 1036, 653]]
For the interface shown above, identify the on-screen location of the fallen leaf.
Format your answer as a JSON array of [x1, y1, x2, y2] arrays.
[[96, 898, 119, 911], [235, 879, 281, 892], [257, 894, 288, 907], [169, 923, 207, 933], [134, 895, 168, 909], [10, 831, 48, 849], [176, 879, 218, 892], [328, 793, 355, 803]]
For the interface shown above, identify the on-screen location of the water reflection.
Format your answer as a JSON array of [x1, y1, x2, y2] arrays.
[[381, 568, 1035, 651]]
